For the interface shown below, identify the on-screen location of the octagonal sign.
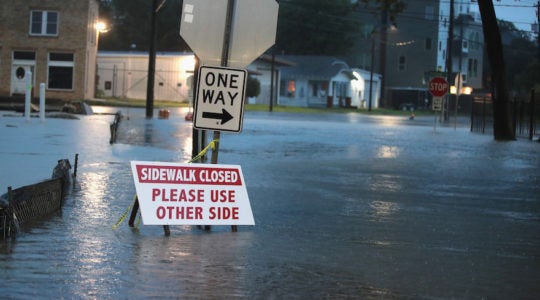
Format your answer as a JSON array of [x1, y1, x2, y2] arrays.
[[180, 0, 278, 67]]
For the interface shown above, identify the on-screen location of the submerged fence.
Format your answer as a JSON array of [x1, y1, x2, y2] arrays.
[[1, 158, 75, 239], [470, 89, 539, 140]]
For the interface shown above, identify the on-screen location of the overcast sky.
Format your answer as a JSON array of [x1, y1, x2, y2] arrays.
[[471, 0, 538, 33]]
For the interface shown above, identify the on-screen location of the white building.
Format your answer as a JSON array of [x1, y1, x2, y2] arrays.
[[96, 51, 195, 102]]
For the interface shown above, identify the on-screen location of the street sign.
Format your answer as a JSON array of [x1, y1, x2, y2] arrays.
[[193, 66, 247, 132], [228, 0, 279, 67], [454, 72, 463, 96], [429, 77, 449, 98], [180, 0, 278, 67], [432, 96, 443, 111], [131, 161, 255, 226], [180, 0, 228, 66]]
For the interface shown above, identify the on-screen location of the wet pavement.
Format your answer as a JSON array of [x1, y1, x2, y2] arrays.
[[1, 107, 539, 299]]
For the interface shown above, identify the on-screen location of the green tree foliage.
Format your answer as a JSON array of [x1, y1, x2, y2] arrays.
[[98, 0, 188, 51], [515, 60, 540, 92], [356, 0, 406, 25], [246, 76, 261, 98], [497, 20, 538, 95], [275, 0, 360, 55]]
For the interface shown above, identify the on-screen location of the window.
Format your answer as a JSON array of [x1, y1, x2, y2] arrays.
[[30, 11, 58, 36], [280, 80, 296, 98], [398, 56, 406, 71], [425, 6, 434, 20], [310, 81, 327, 97], [468, 59, 478, 78], [425, 38, 432, 50], [48, 53, 74, 90], [13, 51, 36, 60], [469, 31, 480, 51]]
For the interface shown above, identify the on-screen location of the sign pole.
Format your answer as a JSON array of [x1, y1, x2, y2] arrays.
[[208, 0, 236, 232]]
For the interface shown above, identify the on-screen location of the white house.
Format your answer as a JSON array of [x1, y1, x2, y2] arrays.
[[278, 55, 381, 109], [350, 68, 382, 109]]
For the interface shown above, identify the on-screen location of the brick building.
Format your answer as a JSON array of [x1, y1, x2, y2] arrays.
[[0, 0, 100, 101]]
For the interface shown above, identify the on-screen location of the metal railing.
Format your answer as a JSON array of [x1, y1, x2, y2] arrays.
[[470, 89, 539, 140]]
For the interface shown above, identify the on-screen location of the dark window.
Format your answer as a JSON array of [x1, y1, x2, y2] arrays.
[[48, 52, 74, 90], [50, 53, 73, 61], [13, 51, 36, 60], [49, 67, 73, 89], [30, 11, 58, 36], [425, 38, 432, 50], [398, 56, 406, 71]]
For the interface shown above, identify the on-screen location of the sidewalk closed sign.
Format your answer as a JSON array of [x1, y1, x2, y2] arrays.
[[131, 161, 254, 226]]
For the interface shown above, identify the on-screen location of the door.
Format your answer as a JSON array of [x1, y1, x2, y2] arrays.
[[11, 65, 34, 95]]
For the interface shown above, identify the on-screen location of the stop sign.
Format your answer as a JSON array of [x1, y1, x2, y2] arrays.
[[180, 0, 278, 67], [429, 77, 449, 97]]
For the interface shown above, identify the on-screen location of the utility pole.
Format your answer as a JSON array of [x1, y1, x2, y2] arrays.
[[445, 0, 454, 122], [369, 31, 375, 111], [146, 0, 158, 118], [537, 1, 540, 61], [379, 6, 388, 107]]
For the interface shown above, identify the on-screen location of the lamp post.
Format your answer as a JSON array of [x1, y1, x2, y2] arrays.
[[368, 31, 375, 111]]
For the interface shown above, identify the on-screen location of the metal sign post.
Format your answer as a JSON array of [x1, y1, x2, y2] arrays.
[[179, 0, 278, 232], [429, 77, 449, 132]]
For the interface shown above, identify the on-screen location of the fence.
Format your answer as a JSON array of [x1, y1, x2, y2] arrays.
[[1, 178, 65, 239], [470, 89, 539, 140]]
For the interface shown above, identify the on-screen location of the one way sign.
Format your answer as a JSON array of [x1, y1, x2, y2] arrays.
[[194, 66, 247, 132]]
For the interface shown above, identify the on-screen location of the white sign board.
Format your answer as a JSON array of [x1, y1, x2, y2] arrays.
[[194, 66, 247, 132], [131, 161, 255, 226], [180, 0, 228, 66], [180, 0, 279, 67], [432, 96, 443, 111]]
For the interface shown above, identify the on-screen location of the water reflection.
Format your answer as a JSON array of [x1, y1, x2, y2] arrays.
[[144, 120, 153, 145], [369, 174, 402, 192], [369, 200, 400, 222], [128, 232, 254, 298], [376, 145, 400, 158]]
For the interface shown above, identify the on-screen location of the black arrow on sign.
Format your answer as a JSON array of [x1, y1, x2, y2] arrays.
[[202, 108, 233, 125]]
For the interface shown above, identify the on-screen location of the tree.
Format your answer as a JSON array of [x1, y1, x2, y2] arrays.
[[98, 0, 189, 51], [497, 20, 538, 95], [276, 0, 359, 55], [246, 76, 261, 99], [477, 0, 515, 140]]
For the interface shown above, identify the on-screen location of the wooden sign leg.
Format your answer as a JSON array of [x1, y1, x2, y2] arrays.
[[128, 197, 139, 227], [163, 225, 170, 236]]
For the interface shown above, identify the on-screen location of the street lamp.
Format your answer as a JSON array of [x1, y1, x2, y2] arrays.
[[95, 21, 109, 33]]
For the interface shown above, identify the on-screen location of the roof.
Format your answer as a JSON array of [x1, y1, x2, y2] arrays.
[[278, 55, 356, 80]]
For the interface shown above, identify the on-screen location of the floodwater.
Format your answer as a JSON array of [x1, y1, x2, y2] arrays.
[[1, 107, 539, 299]]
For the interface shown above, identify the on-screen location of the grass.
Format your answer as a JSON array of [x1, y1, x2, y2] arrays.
[[86, 98, 431, 116]]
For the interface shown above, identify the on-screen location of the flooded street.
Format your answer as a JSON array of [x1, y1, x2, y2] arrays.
[[1, 107, 539, 299]]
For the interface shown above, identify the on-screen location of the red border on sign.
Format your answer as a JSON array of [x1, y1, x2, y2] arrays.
[[135, 165, 243, 185]]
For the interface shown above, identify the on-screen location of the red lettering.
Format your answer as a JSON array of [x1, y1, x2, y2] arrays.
[[152, 189, 160, 201], [152, 189, 205, 202], [156, 206, 166, 219], [210, 189, 236, 202], [157, 206, 203, 220], [209, 207, 239, 220]]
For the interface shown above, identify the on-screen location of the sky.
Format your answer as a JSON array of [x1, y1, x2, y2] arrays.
[[471, 0, 539, 33]]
